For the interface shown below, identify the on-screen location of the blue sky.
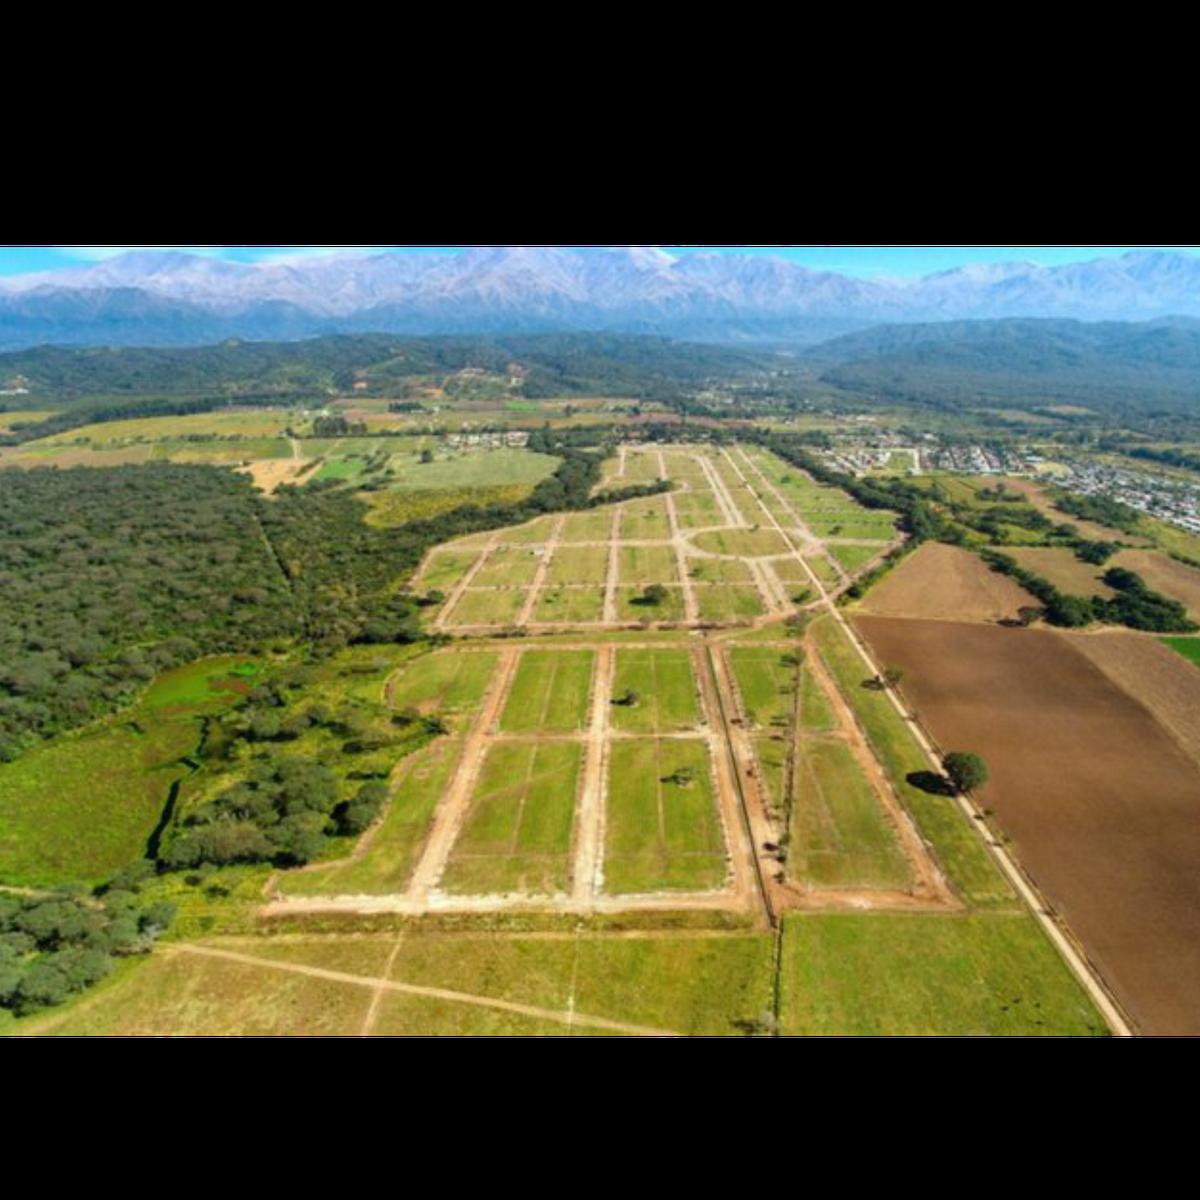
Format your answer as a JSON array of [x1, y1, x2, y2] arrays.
[[1, 245, 1197, 280]]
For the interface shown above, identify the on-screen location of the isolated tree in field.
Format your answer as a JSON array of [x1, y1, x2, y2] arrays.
[[1016, 606, 1042, 628], [612, 688, 640, 708], [664, 765, 695, 788], [639, 583, 667, 607], [943, 751, 989, 795], [420, 449, 434, 464], [882, 666, 904, 688]]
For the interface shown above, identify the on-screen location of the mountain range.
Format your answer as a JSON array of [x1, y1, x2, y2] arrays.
[[4, 247, 1200, 349]]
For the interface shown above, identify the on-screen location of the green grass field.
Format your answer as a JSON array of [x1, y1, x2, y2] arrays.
[[619, 496, 670, 540], [812, 618, 1013, 907], [387, 650, 497, 730], [695, 583, 765, 623], [609, 649, 700, 732], [418, 549, 480, 593], [691, 528, 791, 558], [686, 556, 752, 583], [672, 492, 724, 529], [546, 545, 610, 585], [560, 509, 615, 542], [778, 913, 1106, 1035], [445, 588, 526, 626], [617, 544, 679, 585], [441, 741, 581, 895], [615, 585, 685, 623], [729, 646, 797, 728], [533, 587, 606, 623], [471, 544, 545, 586], [499, 651, 594, 733], [388, 448, 558, 493], [792, 740, 912, 889], [605, 739, 727, 893], [828, 543, 885, 572]]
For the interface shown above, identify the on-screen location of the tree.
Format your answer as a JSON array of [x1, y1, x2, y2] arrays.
[[882, 666, 904, 688], [420, 449, 434, 464], [943, 751, 989, 794], [639, 583, 667, 607]]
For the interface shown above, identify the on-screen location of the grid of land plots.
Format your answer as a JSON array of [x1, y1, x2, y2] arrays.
[[413, 444, 901, 632], [278, 641, 756, 913]]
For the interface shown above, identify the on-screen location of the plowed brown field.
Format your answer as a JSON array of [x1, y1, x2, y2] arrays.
[[859, 542, 1035, 623], [856, 615, 1200, 1036], [1111, 549, 1200, 621]]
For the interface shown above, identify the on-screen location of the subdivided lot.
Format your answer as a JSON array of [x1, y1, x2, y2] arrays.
[[560, 509, 615, 542], [858, 541, 1035, 623], [471, 544, 546, 587], [856, 614, 1200, 1036], [617, 544, 679, 586], [499, 515, 559, 544], [672, 492, 724, 529], [387, 650, 497, 730], [604, 739, 727, 894], [812, 617, 1012, 907], [619, 497, 670, 540], [691, 528, 791, 558], [444, 587, 526, 626], [751, 734, 789, 817], [827, 542, 887, 573], [791, 739, 912, 889], [729, 646, 798, 728], [499, 650, 594, 733], [686, 556, 752, 583], [1007, 547, 1115, 598], [609, 649, 701, 732], [695, 584, 764, 623], [533, 586, 607, 623], [284, 736, 463, 897], [621, 451, 664, 482], [441, 741, 581, 895], [1112, 549, 1200, 620], [546, 545, 609, 585], [615, 585, 685, 623], [778, 913, 1106, 1036], [418, 549, 480, 593], [801, 555, 842, 585]]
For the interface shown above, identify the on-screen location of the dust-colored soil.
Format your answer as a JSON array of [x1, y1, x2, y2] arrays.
[[1112, 549, 1200, 620], [999, 477, 1145, 543], [1066, 629, 1200, 770], [859, 542, 1035, 623], [857, 614, 1200, 1036], [1007, 547, 1116, 599], [237, 457, 314, 494]]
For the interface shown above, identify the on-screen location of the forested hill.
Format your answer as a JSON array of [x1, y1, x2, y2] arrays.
[[0, 333, 776, 402], [807, 317, 1200, 417]]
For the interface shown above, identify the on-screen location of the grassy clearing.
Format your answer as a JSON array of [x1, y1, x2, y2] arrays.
[[561, 509, 616, 542], [533, 587, 607, 623], [471, 544, 546, 587], [672, 492, 724, 530], [686, 555, 752, 583], [799, 665, 836, 732], [546, 545, 609, 585], [417, 549, 481, 592], [729, 646, 797, 728], [388, 448, 558, 492], [792, 739, 912, 889], [619, 496, 670, 540], [751, 734, 789, 816], [605, 739, 727, 893], [615, 585, 685, 623], [695, 583, 765, 623], [445, 588, 526, 626], [387, 650, 497, 730], [827, 543, 886, 572], [499, 515, 561, 544], [617, 544, 679, 586], [691, 528, 791, 558], [609, 649, 700, 732], [441, 741, 581, 894], [812, 617, 1012, 907], [499, 650, 594, 733], [779, 913, 1107, 1036], [364, 483, 533, 526]]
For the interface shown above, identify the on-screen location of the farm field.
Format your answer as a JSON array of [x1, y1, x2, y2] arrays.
[[858, 541, 1035, 623], [856, 614, 1200, 1035], [1111, 548, 1200, 620], [604, 739, 727, 893]]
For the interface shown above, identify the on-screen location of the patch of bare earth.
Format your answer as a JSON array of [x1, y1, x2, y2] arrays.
[[859, 542, 1035, 623], [1112, 549, 1200, 621]]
